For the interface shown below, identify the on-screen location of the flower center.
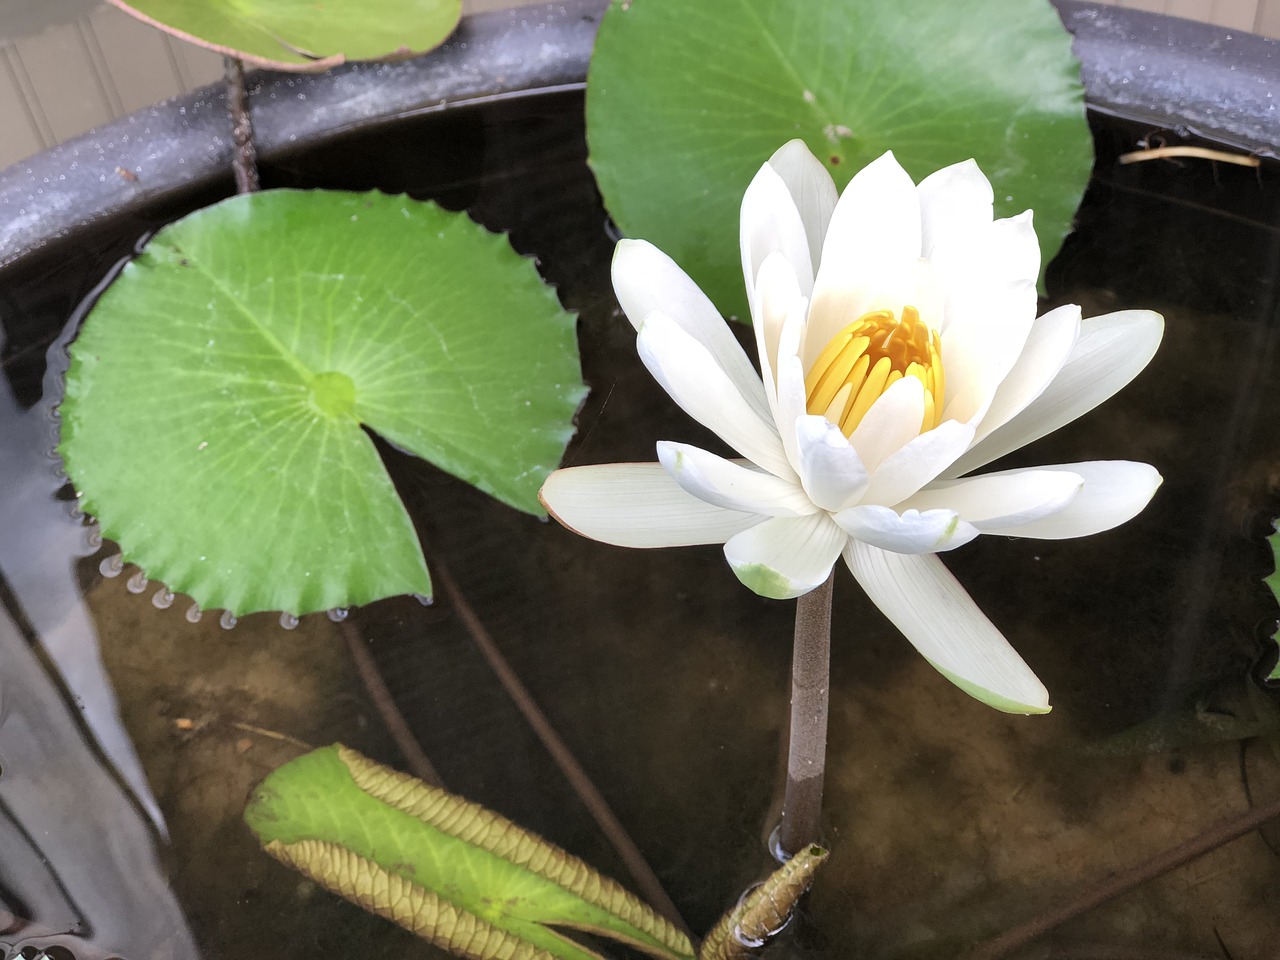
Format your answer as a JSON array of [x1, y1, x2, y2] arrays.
[[803, 306, 944, 436]]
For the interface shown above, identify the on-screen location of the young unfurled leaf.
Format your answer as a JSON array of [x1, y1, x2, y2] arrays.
[[107, 0, 461, 72], [244, 745, 695, 960], [1266, 519, 1280, 682], [59, 190, 586, 618], [698, 845, 828, 960], [587, 0, 1091, 320]]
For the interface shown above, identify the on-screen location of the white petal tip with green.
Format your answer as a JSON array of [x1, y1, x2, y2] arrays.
[[927, 660, 1052, 715], [728, 561, 817, 601], [846, 543, 1051, 715]]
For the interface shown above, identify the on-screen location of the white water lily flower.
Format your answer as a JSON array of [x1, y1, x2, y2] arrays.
[[541, 141, 1163, 714]]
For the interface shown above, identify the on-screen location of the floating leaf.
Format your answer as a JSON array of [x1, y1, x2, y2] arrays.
[[1088, 676, 1280, 755], [244, 745, 695, 960], [587, 0, 1091, 320], [1266, 519, 1280, 682], [106, 0, 461, 72], [60, 190, 586, 617], [699, 845, 828, 960]]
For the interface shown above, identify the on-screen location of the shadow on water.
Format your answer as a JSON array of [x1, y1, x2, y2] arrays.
[[1, 93, 1279, 958], [0, 266, 199, 957]]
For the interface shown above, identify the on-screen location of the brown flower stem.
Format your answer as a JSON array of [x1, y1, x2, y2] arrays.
[[963, 793, 1280, 960], [432, 558, 691, 939], [776, 571, 835, 859], [223, 57, 260, 194], [339, 619, 443, 787]]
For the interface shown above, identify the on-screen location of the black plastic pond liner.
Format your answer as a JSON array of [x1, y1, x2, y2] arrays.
[[1058, 0, 1279, 158], [0, 0, 1276, 271]]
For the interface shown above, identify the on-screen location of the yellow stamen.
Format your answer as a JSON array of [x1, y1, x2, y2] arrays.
[[822, 382, 853, 424], [809, 347, 869, 418], [804, 305, 944, 436]]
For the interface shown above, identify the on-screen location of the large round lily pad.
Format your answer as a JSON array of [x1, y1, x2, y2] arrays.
[[107, 0, 461, 71], [586, 0, 1092, 320], [60, 190, 586, 617]]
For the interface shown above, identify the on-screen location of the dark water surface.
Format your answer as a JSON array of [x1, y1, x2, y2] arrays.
[[2, 91, 1279, 960]]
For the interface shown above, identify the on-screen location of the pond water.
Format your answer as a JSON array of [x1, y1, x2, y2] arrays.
[[1, 90, 1279, 960]]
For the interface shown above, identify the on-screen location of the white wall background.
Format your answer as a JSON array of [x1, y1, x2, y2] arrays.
[[0, 0, 1275, 173]]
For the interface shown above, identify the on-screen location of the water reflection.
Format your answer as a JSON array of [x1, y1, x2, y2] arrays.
[[0, 305, 198, 958]]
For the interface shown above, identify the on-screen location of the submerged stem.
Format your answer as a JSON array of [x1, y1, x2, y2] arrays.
[[963, 792, 1280, 960], [432, 559, 692, 939], [776, 572, 835, 859], [340, 619, 443, 787]]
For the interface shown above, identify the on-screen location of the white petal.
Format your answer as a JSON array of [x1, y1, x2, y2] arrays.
[[968, 303, 1081, 450], [740, 162, 815, 314], [775, 352, 810, 476], [805, 153, 923, 363], [724, 513, 848, 600], [917, 159, 994, 261], [657, 441, 817, 517], [612, 239, 771, 421], [753, 251, 805, 416], [936, 213, 1040, 423], [940, 280, 1039, 427], [793, 415, 870, 513], [849, 375, 926, 473], [844, 542, 1051, 714], [932, 211, 1040, 339], [860, 419, 977, 507], [977, 460, 1162, 539], [775, 284, 809, 370], [904, 468, 1084, 531], [836, 504, 978, 554], [947, 309, 1164, 476], [818, 152, 922, 272], [637, 312, 796, 480], [766, 139, 839, 273], [540, 463, 763, 548], [802, 258, 946, 371]]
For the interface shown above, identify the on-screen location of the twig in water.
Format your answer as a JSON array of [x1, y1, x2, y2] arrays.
[[223, 57, 260, 194], [1212, 927, 1237, 960], [963, 793, 1280, 960], [1117, 146, 1259, 168], [431, 557, 692, 939], [230, 721, 313, 752], [776, 572, 835, 858], [340, 619, 443, 787]]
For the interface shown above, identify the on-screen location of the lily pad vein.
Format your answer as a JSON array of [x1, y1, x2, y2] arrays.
[[727, 0, 832, 134], [177, 241, 317, 387]]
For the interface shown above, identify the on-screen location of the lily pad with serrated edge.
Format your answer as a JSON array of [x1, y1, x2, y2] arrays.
[[59, 189, 586, 618], [107, 0, 461, 72], [587, 0, 1092, 321]]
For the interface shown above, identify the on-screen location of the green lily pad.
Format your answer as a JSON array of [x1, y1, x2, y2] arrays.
[[107, 0, 461, 71], [60, 190, 585, 617], [245, 745, 695, 960], [586, 0, 1092, 320]]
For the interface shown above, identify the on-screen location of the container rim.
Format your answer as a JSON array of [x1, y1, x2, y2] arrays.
[[0, 0, 1274, 270]]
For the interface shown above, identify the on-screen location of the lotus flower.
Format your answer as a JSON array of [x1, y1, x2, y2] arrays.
[[541, 141, 1163, 713]]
